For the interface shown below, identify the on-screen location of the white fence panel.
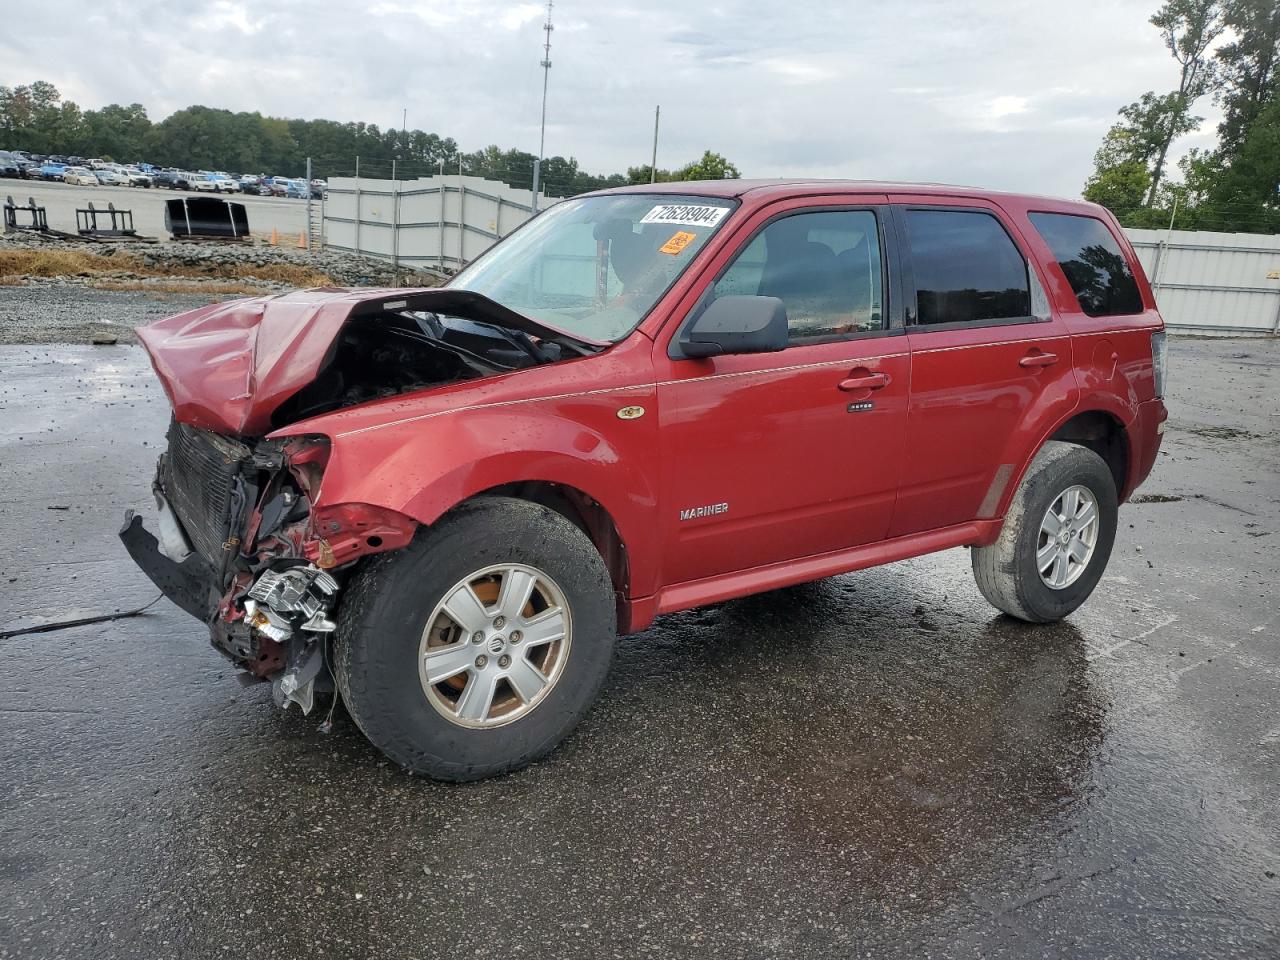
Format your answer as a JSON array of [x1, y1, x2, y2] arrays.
[[324, 174, 556, 272], [1125, 228, 1280, 335]]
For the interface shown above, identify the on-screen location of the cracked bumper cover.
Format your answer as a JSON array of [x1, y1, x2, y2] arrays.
[[119, 510, 218, 622]]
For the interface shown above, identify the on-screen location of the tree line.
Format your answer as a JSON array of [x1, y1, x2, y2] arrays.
[[0, 80, 739, 197], [1084, 0, 1279, 233]]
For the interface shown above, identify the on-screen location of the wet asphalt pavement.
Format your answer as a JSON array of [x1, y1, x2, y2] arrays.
[[1, 335, 1277, 959]]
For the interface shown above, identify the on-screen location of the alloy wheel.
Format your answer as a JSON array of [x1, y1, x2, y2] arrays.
[[418, 564, 572, 728], [1036, 484, 1100, 590]]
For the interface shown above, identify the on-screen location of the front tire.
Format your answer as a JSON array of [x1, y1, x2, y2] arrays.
[[972, 441, 1118, 623], [334, 497, 616, 781]]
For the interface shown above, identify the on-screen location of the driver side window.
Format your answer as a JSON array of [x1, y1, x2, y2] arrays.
[[713, 210, 884, 341]]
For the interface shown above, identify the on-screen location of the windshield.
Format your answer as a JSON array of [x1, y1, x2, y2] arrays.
[[449, 193, 737, 342]]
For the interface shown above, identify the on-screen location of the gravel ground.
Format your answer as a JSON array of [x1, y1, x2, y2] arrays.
[[0, 232, 443, 286], [0, 240, 443, 344], [0, 286, 235, 344]]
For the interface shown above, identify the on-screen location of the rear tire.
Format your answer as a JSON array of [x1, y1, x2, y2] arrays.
[[972, 441, 1117, 623], [334, 497, 616, 781]]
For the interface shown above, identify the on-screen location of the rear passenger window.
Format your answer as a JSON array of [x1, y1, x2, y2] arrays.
[[904, 210, 1031, 325], [714, 210, 884, 340], [1028, 212, 1143, 317]]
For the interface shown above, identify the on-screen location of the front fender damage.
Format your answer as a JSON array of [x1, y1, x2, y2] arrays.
[[122, 430, 418, 714]]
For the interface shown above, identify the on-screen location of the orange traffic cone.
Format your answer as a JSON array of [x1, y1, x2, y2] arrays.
[[296, 232, 307, 249], [268, 228, 279, 246]]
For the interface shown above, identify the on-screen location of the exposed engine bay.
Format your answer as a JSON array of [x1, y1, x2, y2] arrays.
[[120, 294, 598, 713], [271, 307, 574, 427]]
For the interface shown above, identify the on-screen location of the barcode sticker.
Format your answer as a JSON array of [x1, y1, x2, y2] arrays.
[[639, 204, 730, 228]]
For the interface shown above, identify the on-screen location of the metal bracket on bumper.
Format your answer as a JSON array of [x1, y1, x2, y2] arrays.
[[119, 510, 217, 622]]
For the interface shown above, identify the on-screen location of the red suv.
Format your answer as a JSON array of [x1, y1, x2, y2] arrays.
[[122, 181, 1168, 780]]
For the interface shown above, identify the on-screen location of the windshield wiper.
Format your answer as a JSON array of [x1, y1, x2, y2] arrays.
[[460, 318, 553, 363]]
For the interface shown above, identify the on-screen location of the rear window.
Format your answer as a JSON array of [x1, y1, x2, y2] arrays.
[[1028, 212, 1143, 317], [903, 209, 1031, 326]]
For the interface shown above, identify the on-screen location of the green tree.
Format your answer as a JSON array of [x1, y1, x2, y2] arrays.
[[79, 103, 151, 161], [0, 81, 85, 154], [1204, 98, 1280, 230], [1144, 0, 1224, 202], [0, 78, 713, 198], [1083, 160, 1153, 217], [675, 151, 741, 181], [1177, 0, 1280, 230], [1213, 0, 1280, 156], [1084, 1, 1222, 210], [626, 163, 677, 184]]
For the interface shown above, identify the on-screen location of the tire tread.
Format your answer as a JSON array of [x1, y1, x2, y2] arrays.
[[972, 441, 1117, 623], [334, 497, 615, 781]]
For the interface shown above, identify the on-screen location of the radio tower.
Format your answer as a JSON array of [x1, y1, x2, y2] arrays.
[[531, 0, 554, 211]]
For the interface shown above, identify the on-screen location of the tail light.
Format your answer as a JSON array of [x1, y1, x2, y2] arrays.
[[1151, 330, 1168, 398]]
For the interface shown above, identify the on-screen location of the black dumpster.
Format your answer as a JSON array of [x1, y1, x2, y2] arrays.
[[165, 197, 250, 239]]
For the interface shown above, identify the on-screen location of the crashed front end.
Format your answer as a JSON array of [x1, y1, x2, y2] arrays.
[[121, 418, 415, 712], [119, 286, 600, 709]]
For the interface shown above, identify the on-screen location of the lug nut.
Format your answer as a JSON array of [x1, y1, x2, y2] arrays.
[[498, 655, 511, 668], [493, 616, 506, 629], [510, 630, 523, 643], [471, 631, 484, 644], [474, 655, 488, 669]]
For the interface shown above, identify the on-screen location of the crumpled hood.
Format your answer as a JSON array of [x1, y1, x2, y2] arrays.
[[136, 286, 602, 437]]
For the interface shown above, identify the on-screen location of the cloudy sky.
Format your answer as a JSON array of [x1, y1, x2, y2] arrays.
[[3, 0, 1220, 198]]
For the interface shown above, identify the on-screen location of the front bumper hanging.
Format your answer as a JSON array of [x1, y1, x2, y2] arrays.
[[119, 510, 217, 622]]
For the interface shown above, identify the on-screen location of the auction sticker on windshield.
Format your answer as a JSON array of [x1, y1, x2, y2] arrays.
[[658, 231, 697, 255], [640, 204, 730, 228]]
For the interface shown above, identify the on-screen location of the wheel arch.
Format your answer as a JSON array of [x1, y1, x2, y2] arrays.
[[984, 406, 1135, 522], [449, 481, 633, 629], [1048, 409, 1130, 498]]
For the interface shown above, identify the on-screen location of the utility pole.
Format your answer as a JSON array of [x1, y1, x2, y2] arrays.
[[650, 105, 660, 184], [531, 0, 553, 213], [304, 156, 313, 251]]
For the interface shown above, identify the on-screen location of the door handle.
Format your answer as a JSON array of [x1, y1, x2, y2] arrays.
[[1019, 350, 1058, 369], [838, 370, 891, 392]]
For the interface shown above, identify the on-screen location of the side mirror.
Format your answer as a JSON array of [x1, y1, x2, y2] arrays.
[[678, 295, 788, 359]]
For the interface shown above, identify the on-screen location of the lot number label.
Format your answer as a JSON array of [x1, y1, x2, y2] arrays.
[[640, 204, 729, 228]]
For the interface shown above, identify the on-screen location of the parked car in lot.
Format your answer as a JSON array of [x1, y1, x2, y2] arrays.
[[93, 169, 130, 186], [0, 152, 20, 178], [284, 178, 310, 199], [63, 166, 98, 186], [122, 166, 153, 187], [37, 162, 68, 181], [121, 180, 1168, 782], [238, 174, 261, 194], [189, 173, 223, 193], [207, 172, 239, 193], [258, 176, 290, 197]]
